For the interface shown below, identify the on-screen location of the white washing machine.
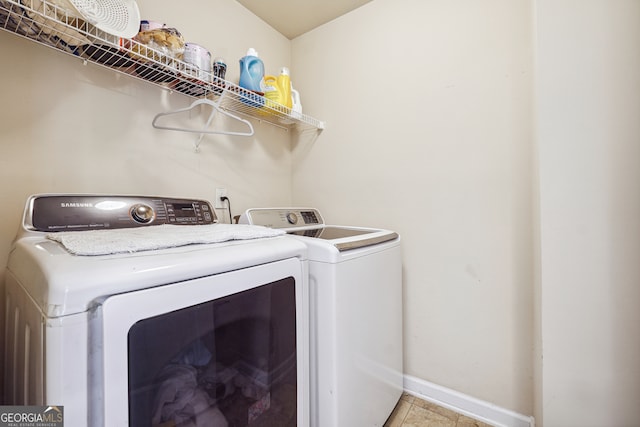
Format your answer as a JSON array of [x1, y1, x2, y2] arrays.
[[240, 208, 403, 427], [2, 194, 309, 427]]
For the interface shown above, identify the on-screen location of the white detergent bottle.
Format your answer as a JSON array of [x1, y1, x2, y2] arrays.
[[290, 84, 302, 119]]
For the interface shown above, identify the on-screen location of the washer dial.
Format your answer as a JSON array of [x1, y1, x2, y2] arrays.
[[286, 212, 298, 225], [131, 204, 155, 224]]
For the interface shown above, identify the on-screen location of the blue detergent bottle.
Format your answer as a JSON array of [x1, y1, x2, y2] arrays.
[[239, 48, 265, 107], [239, 48, 265, 92]]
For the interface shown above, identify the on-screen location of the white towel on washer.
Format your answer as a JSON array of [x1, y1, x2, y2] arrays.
[[46, 223, 285, 256]]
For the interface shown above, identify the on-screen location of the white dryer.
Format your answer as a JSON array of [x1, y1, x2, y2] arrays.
[[3, 194, 309, 427], [240, 208, 403, 427]]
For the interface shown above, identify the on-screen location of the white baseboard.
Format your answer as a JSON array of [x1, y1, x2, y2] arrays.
[[403, 375, 535, 427]]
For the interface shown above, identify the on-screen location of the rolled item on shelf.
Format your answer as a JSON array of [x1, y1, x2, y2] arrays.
[[130, 23, 184, 83]]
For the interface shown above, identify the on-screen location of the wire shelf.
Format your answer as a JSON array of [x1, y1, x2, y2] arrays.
[[0, 0, 325, 132]]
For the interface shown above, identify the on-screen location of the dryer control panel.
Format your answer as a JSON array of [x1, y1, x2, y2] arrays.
[[25, 194, 217, 232], [239, 208, 324, 229]]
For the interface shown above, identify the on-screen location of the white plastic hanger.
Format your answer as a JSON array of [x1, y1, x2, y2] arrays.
[[152, 96, 255, 138]]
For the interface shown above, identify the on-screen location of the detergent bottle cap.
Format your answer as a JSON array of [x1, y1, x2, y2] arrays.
[[246, 48, 259, 57], [280, 67, 290, 75]]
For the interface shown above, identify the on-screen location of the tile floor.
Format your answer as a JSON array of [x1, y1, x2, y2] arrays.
[[384, 393, 495, 427]]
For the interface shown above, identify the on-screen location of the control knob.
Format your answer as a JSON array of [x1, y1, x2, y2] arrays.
[[286, 212, 298, 225], [131, 204, 154, 224]]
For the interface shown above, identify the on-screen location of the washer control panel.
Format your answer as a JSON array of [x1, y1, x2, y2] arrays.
[[240, 208, 324, 230], [26, 195, 217, 232]]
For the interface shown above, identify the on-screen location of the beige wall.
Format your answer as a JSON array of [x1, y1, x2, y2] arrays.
[[291, 0, 535, 416], [291, 0, 640, 424], [536, 0, 640, 425]]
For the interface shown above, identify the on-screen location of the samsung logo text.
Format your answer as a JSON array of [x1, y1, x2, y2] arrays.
[[60, 203, 93, 208]]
